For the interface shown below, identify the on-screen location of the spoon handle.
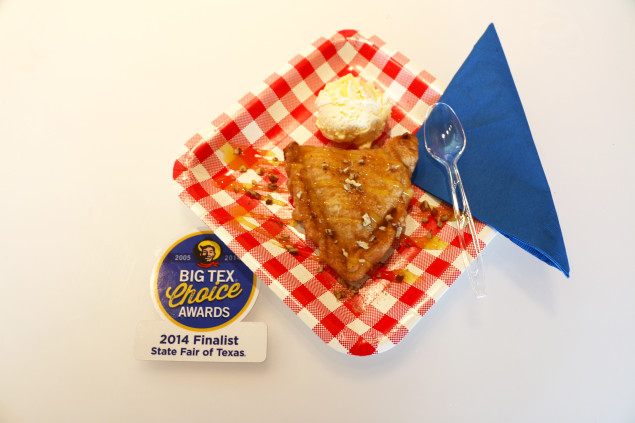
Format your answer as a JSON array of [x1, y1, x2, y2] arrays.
[[447, 164, 487, 298]]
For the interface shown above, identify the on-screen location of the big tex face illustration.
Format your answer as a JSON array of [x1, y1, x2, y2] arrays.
[[195, 239, 221, 267]]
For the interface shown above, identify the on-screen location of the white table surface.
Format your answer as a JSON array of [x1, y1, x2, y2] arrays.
[[2, 0, 634, 421]]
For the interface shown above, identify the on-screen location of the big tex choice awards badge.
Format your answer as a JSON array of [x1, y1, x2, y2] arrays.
[[135, 232, 267, 362]]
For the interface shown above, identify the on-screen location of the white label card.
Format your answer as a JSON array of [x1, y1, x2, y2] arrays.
[[134, 320, 267, 362]]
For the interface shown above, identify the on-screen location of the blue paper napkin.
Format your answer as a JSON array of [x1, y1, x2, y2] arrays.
[[412, 23, 570, 277]]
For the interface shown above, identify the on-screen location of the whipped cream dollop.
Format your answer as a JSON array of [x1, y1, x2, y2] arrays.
[[315, 74, 391, 147]]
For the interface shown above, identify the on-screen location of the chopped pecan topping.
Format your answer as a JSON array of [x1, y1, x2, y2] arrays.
[[285, 244, 299, 254], [245, 189, 260, 199], [345, 178, 361, 188], [356, 241, 370, 250]]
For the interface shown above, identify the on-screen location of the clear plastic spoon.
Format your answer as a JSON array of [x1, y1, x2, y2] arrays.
[[424, 102, 486, 298]]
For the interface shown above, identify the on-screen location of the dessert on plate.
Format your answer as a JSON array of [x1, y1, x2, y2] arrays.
[[315, 74, 391, 147], [284, 133, 419, 282]]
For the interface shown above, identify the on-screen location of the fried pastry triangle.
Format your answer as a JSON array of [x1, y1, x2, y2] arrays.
[[284, 133, 418, 282]]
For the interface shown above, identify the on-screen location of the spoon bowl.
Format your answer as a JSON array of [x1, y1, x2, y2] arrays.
[[424, 102, 486, 298], [424, 102, 466, 164]]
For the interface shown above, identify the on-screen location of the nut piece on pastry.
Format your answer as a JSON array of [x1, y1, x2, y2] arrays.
[[284, 133, 418, 282], [315, 74, 391, 147]]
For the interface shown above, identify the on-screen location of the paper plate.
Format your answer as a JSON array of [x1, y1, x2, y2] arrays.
[[173, 30, 495, 355]]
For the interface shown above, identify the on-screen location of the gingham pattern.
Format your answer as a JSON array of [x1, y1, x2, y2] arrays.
[[173, 30, 496, 355]]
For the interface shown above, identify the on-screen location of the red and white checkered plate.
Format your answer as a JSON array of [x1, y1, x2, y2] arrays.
[[173, 30, 496, 355]]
